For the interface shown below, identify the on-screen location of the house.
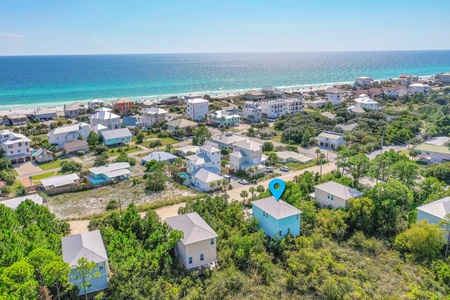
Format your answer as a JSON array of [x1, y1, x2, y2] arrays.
[[47, 122, 91, 148], [382, 85, 408, 98], [415, 143, 450, 163], [262, 86, 285, 97], [63, 139, 88, 154], [317, 131, 345, 149], [186, 145, 221, 174], [139, 107, 168, 128], [167, 119, 197, 133], [41, 174, 81, 192], [320, 112, 336, 120], [276, 151, 312, 164], [92, 124, 109, 134], [87, 162, 131, 183], [207, 109, 241, 127], [305, 100, 327, 109], [64, 102, 86, 118], [190, 167, 224, 191], [397, 74, 418, 86], [0, 194, 43, 210], [347, 105, 365, 114], [176, 145, 200, 157], [336, 123, 358, 132], [229, 139, 264, 172], [62, 230, 109, 295], [437, 73, 450, 84], [95, 107, 112, 112], [100, 128, 132, 146], [0, 130, 32, 164], [285, 98, 304, 114], [355, 76, 372, 88], [166, 212, 218, 269], [89, 111, 121, 130], [88, 99, 107, 107], [325, 87, 344, 105], [33, 147, 53, 163], [311, 181, 363, 208], [416, 197, 450, 225], [242, 101, 262, 122], [31, 109, 58, 120], [160, 96, 184, 105], [252, 196, 302, 238], [112, 98, 135, 115], [408, 83, 430, 95], [4, 113, 28, 126], [141, 152, 178, 165], [244, 90, 265, 100], [354, 94, 378, 111], [186, 98, 209, 121], [211, 133, 247, 149]]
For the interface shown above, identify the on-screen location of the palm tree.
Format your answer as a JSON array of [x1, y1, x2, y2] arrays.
[[315, 148, 322, 163], [210, 182, 217, 193], [256, 185, 265, 194], [249, 186, 256, 199], [319, 153, 326, 178], [240, 190, 249, 204]]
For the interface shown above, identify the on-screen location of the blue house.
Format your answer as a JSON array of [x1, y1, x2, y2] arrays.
[[62, 230, 109, 296], [252, 196, 302, 238], [101, 128, 132, 146]]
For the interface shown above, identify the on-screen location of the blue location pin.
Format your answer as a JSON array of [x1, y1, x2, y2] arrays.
[[269, 178, 286, 201]]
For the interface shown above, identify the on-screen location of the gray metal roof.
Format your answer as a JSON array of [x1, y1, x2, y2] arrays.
[[417, 197, 450, 219], [314, 181, 363, 200], [142, 151, 178, 163], [252, 196, 302, 219], [89, 162, 131, 175], [233, 139, 262, 151], [101, 128, 132, 140], [166, 212, 218, 245], [190, 167, 222, 183], [62, 230, 108, 266], [40, 174, 80, 188], [167, 118, 197, 128], [0, 194, 43, 210]]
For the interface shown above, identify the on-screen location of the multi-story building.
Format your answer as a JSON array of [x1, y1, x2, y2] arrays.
[[382, 85, 408, 98], [437, 73, 450, 84], [112, 98, 135, 115], [4, 113, 28, 126], [47, 122, 91, 148], [325, 87, 344, 105], [258, 98, 303, 118], [100, 128, 132, 146], [64, 102, 87, 118], [244, 90, 265, 100], [242, 101, 262, 122], [262, 86, 285, 97], [408, 83, 430, 95], [139, 107, 167, 128], [354, 94, 378, 111], [89, 111, 121, 130], [354, 76, 372, 88], [317, 131, 345, 150], [186, 98, 209, 121], [207, 109, 241, 127], [285, 97, 304, 114], [312, 181, 363, 208], [186, 144, 221, 174], [0, 130, 31, 164], [229, 139, 264, 172]]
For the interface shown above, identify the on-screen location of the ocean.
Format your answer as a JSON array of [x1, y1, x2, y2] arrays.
[[1, 50, 450, 111]]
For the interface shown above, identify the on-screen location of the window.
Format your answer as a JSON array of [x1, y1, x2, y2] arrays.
[[200, 254, 204, 261], [188, 257, 192, 264], [266, 213, 268, 219], [262, 211, 266, 217], [327, 193, 334, 200], [296, 214, 299, 220], [211, 238, 215, 245], [99, 266, 104, 270], [279, 231, 282, 236]]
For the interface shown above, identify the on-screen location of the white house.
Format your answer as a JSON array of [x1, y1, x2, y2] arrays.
[[89, 111, 121, 130], [355, 76, 372, 87], [317, 131, 345, 149], [415, 142, 450, 163], [176, 145, 200, 157], [190, 167, 224, 191], [167, 119, 198, 133], [242, 101, 262, 122], [230, 139, 264, 172], [262, 86, 284, 97], [408, 83, 430, 95], [285, 98, 304, 114], [207, 109, 241, 127], [383, 85, 408, 98], [276, 151, 312, 164], [0, 194, 43, 210], [41, 174, 81, 192], [166, 212, 218, 270], [244, 90, 265, 100], [186, 144, 221, 174], [47, 122, 91, 148], [438, 73, 450, 84], [416, 197, 450, 225], [186, 98, 209, 121], [211, 133, 247, 149], [62, 230, 109, 295], [64, 102, 86, 118], [0, 130, 32, 164], [139, 107, 167, 128], [325, 87, 344, 105], [354, 94, 378, 111], [311, 181, 363, 208], [259, 99, 287, 118]]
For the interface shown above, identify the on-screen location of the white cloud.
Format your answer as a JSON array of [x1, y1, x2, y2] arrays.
[[93, 37, 109, 48], [0, 32, 25, 43]]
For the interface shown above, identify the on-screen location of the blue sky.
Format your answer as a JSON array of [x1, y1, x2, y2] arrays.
[[0, 0, 449, 55]]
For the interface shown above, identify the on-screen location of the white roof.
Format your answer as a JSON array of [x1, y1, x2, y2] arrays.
[[145, 107, 168, 115], [325, 87, 344, 94], [187, 98, 209, 104], [177, 145, 200, 154], [424, 137, 450, 147], [142, 151, 178, 162], [167, 119, 197, 128], [1, 133, 31, 144], [92, 124, 108, 131], [166, 212, 218, 245], [355, 95, 378, 104], [52, 122, 89, 135], [41, 173, 80, 188], [101, 128, 132, 140], [252, 196, 301, 219], [417, 197, 450, 220], [336, 123, 358, 132], [357, 76, 371, 79], [276, 151, 303, 160], [321, 112, 336, 119], [89, 162, 130, 176], [314, 181, 363, 200], [0, 194, 43, 210], [409, 83, 429, 87], [233, 139, 262, 151], [89, 111, 120, 120], [347, 105, 365, 113], [212, 134, 247, 145], [317, 131, 343, 141], [95, 107, 112, 112], [200, 144, 220, 153], [62, 230, 108, 266], [191, 167, 222, 183]]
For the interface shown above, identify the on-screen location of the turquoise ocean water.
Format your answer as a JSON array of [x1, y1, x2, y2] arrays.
[[0, 51, 450, 110]]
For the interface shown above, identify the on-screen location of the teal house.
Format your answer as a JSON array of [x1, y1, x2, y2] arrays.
[[101, 128, 132, 146], [62, 230, 109, 296], [252, 196, 302, 238]]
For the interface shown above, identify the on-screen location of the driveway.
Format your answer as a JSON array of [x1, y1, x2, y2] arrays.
[[14, 161, 42, 176], [366, 145, 409, 160]]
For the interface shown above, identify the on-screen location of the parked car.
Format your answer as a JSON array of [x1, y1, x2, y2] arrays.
[[238, 179, 249, 185], [280, 166, 290, 172], [264, 167, 274, 173]]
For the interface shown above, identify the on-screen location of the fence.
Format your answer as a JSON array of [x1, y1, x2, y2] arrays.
[[44, 177, 113, 196]]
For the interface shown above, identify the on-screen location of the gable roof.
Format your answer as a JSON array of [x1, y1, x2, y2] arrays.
[[89, 162, 131, 176], [233, 139, 262, 151], [166, 212, 218, 245], [62, 230, 108, 266], [0, 194, 43, 210], [252, 196, 301, 219], [142, 151, 178, 162], [112, 98, 134, 104], [314, 181, 363, 200], [318, 131, 343, 141], [321, 112, 336, 119], [325, 87, 344, 94], [145, 107, 168, 115], [40, 174, 80, 188], [101, 128, 132, 140], [415, 143, 450, 155], [90, 111, 120, 120], [200, 144, 220, 153], [51, 122, 89, 135], [417, 197, 450, 219], [336, 123, 358, 132], [63, 139, 88, 149], [190, 167, 222, 183], [167, 118, 197, 128]]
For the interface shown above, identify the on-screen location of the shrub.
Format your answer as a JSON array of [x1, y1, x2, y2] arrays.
[[76, 151, 85, 157], [94, 145, 109, 155], [1, 185, 11, 195]]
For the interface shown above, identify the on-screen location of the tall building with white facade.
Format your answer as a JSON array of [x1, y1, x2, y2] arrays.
[[355, 76, 372, 88], [258, 98, 303, 119], [408, 83, 430, 95], [186, 98, 209, 121], [186, 145, 221, 174], [207, 110, 241, 127], [242, 101, 262, 122], [89, 111, 121, 130], [325, 87, 344, 105], [285, 98, 304, 114], [139, 107, 167, 128], [0, 130, 31, 164], [229, 139, 264, 172], [47, 122, 91, 148]]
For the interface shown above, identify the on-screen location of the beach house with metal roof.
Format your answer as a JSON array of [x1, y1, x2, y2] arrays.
[[190, 167, 224, 192], [64, 102, 87, 118], [317, 131, 345, 149], [139, 107, 167, 128], [4, 113, 28, 126], [141, 151, 178, 165], [166, 212, 218, 270], [40, 174, 81, 192], [186, 98, 209, 121], [87, 162, 131, 183], [112, 98, 135, 115], [207, 109, 241, 127], [354, 94, 378, 111], [252, 196, 302, 238], [0, 130, 32, 163], [230, 139, 264, 172], [100, 128, 132, 146], [415, 139, 450, 163], [167, 118, 198, 132], [63, 139, 88, 154], [89, 111, 121, 130], [0, 194, 43, 210], [325, 87, 344, 105], [62, 230, 109, 295], [417, 197, 450, 225], [47, 122, 91, 148], [311, 181, 363, 208]]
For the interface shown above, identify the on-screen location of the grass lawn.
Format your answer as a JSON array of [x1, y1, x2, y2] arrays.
[[31, 171, 56, 181], [271, 135, 282, 143], [275, 160, 317, 171], [109, 145, 143, 155], [38, 160, 61, 170]]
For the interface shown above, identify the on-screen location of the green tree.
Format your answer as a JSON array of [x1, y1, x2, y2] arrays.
[[0, 157, 12, 170], [262, 141, 274, 152], [391, 160, 419, 187], [115, 150, 129, 163], [146, 169, 167, 191], [240, 190, 249, 204], [73, 257, 100, 300], [149, 139, 163, 150], [60, 160, 82, 173], [0, 260, 39, 299], [192, 126, 212, 146], [42, 260, 72, 300], [94, 152, 109, 167], [347, 197, 376, 234], [316, 209, 349, 241], [136, 132, 145, 144], [249, 186, 256, 199], [87, 131, 100, 148], [348, 153, 369, 185], [256, 185, 265, 194]]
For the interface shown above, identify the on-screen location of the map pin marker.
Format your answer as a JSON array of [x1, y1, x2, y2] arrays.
[[269, 178, 286, 201]]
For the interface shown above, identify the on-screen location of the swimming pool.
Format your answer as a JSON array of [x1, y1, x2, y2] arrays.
[[86, 175, 108, 184], [179, 173, 190, 179]]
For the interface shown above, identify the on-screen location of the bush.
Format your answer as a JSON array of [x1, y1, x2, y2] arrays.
[[1, 185, 11, 195], [94, 145, 109, 155], [106, 199, 120, 211], [76, 151, 85, 157], [128, 157, 136, 166], [15, 183, 27, 196], [60, 160, 82, 173]]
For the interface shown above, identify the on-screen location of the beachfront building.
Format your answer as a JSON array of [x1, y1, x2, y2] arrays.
[[186, 98, 209, 121], [166, 212, 218, 270], [0, 130, 32, 164], [100, 128, 132, 146], [4, 113, 28, 126], [0, 194, 44, 210], [139, 107, 168, 128], [242, 101, 262, 122], [415, 137, 450, 163], [63, 139, 88, 154], [32, 147, 53, 163], [244, 90, 265, 100], [252, 196, 302, 238], [262, 86, 285, 97], [88, 99, 107, 108], [89, 111, 121, 130], [305, 100, 327, 109], [31, 109, 57, 120], [286, 98, 304, 114], [317, 131, 345, 149], [354, 76, 372, 88], [408, 83, 430, 95], [207, 109, 241, 127], [112, 98, 135, 115], [382, 85, 408, 98], [325, 87, 344, 105], [416, 197, 450, 225], [62, 230, 110, 296], [64, 102, 87, 118], [311, 181, 363, 208], [437, 73, 450, 84], [95, 107, 112, 112], [167, 119, 197, 133], [229, 139, 264, 173], [87, 162, 131, 184], [47, 122, 91, 148], [259, 99, 287, 118], [396, 74, 418, 86], [211, 133, 247, 149], [354, 94, 378, 111], [141, 151, 178, 165]]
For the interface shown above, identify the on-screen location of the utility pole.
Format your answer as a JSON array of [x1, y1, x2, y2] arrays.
[[380, 130, 385, 154]]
